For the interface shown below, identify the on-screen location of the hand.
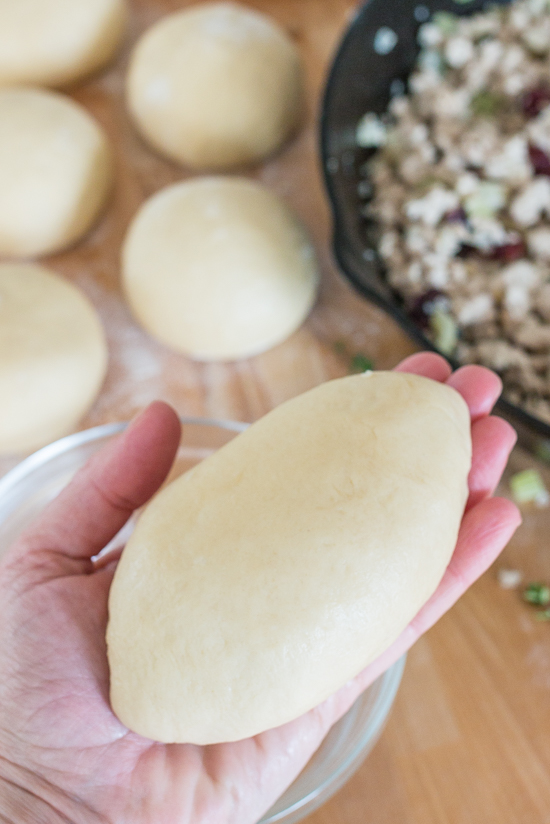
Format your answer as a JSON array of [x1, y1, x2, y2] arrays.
[[0, 353, 520, 824]]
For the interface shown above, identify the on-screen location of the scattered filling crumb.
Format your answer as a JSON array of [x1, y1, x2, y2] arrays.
[[497, 567, 523, 588], [509, 466, 550, 505]]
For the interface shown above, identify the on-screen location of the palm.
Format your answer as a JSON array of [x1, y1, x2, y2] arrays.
[[0, 354, 520, 824], [1, 545, 365, 824]]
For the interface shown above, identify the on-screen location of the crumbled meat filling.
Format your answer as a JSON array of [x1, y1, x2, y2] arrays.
[[359, 0, 550, 425]]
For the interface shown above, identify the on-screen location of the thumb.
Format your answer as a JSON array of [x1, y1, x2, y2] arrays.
[[1, 402, 181, 585]]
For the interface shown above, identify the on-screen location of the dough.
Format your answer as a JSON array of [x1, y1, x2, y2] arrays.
[[126, 1, 304, 169], [0, 0, 127, 88], [122, 177, 318, 360], [0, 88, 112, 258], [107, 371, 471, 744], [0, 263, 108, 454]]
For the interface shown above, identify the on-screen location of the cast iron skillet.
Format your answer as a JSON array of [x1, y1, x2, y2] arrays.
[[320, 0, 550, 448]]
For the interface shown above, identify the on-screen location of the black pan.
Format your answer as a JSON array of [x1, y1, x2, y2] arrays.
[[320, 0, 550, 450]]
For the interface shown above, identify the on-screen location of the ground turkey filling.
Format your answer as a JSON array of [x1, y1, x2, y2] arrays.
[[359, 0, 550, 425]]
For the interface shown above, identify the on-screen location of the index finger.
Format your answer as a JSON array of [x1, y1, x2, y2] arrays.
[[395, 352, 503, 420]]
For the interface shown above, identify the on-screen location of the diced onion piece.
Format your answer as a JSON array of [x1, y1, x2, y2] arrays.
[[464, 182, 506, 219], [429, 310, 458, 354], [510, 468, 550, 506], [432, 11, 459, 35], [497, 568, 522, 589], [356, 113, 387, 148]]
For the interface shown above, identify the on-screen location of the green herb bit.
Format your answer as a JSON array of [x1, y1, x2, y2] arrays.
[[429, 310, 458, 355], [414, 175, 444, 195], [333, 340, 347, 355], [470, 90, 508, 117], [535, 439, 550, 464], [536, 609, 550, 621], [350, 353, 375, 373], [510, 468, 550, 507], [524, 582, 550, 606], [432, 11, 459, 35]]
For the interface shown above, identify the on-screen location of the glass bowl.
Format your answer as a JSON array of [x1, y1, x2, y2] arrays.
[[0, 418, 405, 824]]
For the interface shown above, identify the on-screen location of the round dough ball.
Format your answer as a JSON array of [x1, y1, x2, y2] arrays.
[[0, 0, 127, 88], [107, 372, 471, 744], [0, 88, 112, 258], [122, 177, 319, 361], [126, 1, 304, 169], [0, 263, 108, 454]]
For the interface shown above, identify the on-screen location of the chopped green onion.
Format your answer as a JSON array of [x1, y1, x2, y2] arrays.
[[535, 440, 550, 464], [350, 353, 375, 373], [333, 340, 347, 355], [470, 90, 508, 117], [429, 310, 458, 355], [524, 583, 550, 606], [414, 175, 444, 195], [432, 11, 458, 35], [510, 469, 550, 507], [536, 609, 550, 621]]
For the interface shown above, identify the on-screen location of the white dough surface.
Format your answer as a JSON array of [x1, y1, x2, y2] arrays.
[[107, 371, 471, 744], [122, 177, 319, 360], [0, 0, 127, 88], [0, 263, 108, 454], [0, 88, 112, 258], [126, 1, 304, 169]]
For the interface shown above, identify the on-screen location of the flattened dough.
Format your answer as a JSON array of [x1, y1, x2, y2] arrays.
[[122, 177, 319, 360], [126, 1, 304, 169], [107, 371, 471, 744], [0, 0, 127, 88], [0, 88, 112, 258], [0, 263, 108, 454]]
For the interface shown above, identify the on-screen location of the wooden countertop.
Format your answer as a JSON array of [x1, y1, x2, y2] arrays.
[[2, 1, 550, 821]]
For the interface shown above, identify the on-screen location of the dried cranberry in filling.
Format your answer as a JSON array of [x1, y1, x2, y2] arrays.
[[457, 240, 526, 262], [409, 289, 450, 329], [528, 143, 550, 176], [445, 207, 468, 224], [487, 239, 527, 262], [522, 87, 550, 118]]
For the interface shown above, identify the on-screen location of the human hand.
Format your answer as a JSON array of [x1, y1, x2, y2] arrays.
[[0, 352, 520, 824]]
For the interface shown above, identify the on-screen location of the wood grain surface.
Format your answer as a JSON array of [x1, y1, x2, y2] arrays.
[[2, 1, 550, 822]]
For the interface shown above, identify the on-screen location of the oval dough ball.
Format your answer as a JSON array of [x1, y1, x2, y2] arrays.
[[0, 88, 112, 258], [0, 0, 127, 88], [122, 177, 319, 360], [0, 263, 108, 454], [126, 1, 304, 169], [107, 371, 471, 744]]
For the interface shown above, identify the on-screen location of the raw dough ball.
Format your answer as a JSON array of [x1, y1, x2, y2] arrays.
[[107, 371, 471, 744], [0, 263, 108, 454], [0, 88, 112, 258], [126, 1, 304, 169], [0, 0, 127, 88], [122, 177, 319, 360]]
